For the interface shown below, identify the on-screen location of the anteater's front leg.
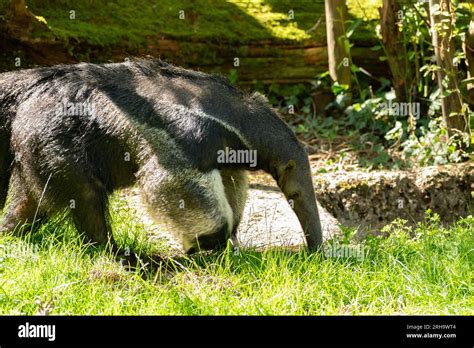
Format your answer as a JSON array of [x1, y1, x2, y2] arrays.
[[220, 169, 248, 240], [140, 165, 234, 253]]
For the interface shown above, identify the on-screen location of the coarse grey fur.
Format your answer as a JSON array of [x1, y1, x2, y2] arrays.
[[0, 58, 322, 252]]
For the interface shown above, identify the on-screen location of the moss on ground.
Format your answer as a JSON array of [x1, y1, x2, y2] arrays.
[[0, 0, 378, 48]]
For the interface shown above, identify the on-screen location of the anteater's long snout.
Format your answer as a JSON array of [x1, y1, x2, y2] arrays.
[[276, 157, 323, 251]]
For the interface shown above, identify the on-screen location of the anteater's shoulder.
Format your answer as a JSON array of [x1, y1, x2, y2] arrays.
[[130, 58, 240, 93]]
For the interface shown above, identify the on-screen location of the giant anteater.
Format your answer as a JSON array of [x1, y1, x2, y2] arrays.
[[0, 59, 322, 253]]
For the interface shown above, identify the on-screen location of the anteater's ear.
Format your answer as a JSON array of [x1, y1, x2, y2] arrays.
[[284, 159, 296, 172], [277, 159, 296, 187]]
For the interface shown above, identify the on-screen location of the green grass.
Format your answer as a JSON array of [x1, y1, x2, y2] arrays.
[[0, 0, 376, 47], [0, 0, 319, 45], [0, 198, 472, 315]]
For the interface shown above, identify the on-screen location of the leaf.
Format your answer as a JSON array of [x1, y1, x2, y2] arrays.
[[385, 90, 396, 101], [385, 121, 403, 142], [380, 77, 391, 89], [331, 83, 349, 95], [459, 78, 474, 88], [346, 19, 362, 38], [350, 65, 360, 73]]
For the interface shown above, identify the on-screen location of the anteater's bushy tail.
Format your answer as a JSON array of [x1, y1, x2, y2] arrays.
[[0, 125, 10, 210], [0, 95, 12, 210]]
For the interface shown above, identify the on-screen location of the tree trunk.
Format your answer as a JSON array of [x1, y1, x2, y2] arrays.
[[463, 21, 474, 105], [8, 0, 29, 16], [5, 0, 34, 38], [6, 0, 34, 26], [325, 0, 352, 88], [379, 0, 411, 102], [429, 0, 469, 138], [4, 0, 47, 39]]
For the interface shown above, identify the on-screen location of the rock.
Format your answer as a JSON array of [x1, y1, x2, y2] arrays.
[[313, 163, 473, 237]]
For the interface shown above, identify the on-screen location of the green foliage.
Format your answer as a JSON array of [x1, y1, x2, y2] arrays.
[[262, 82, 314, 117], [344, 95, 393, 137], [227, 69, 239, 85], [346, 0, 381, 20], [401, 119, 468, 166], [278, 0, 473, 170]]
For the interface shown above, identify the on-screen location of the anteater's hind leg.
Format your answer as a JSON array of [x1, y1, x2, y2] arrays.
[[221, 169, 248, 243], [52, 171, 114, 246], [0, 166, 40, 235], [70, 187, 113, 246]]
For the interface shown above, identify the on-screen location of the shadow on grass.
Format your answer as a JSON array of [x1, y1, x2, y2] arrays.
[[2, 209, 367, 285]]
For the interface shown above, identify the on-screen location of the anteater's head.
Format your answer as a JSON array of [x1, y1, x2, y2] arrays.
[[274, 142, 323, 251], [245, 93, 323, 251], [276, 151, 322, 250]]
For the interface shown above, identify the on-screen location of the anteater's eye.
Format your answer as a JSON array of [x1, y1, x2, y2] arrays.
[[289, 191, 300, 200]]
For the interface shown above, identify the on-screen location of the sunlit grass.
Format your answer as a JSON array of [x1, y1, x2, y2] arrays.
[[0, 200, 472, 315], [347, 0, 382, 21], [228, 0, 310, 41], [0, 0, 377, 46]]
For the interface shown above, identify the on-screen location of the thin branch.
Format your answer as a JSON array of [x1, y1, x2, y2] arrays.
[[306, 16, 323, 34]]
